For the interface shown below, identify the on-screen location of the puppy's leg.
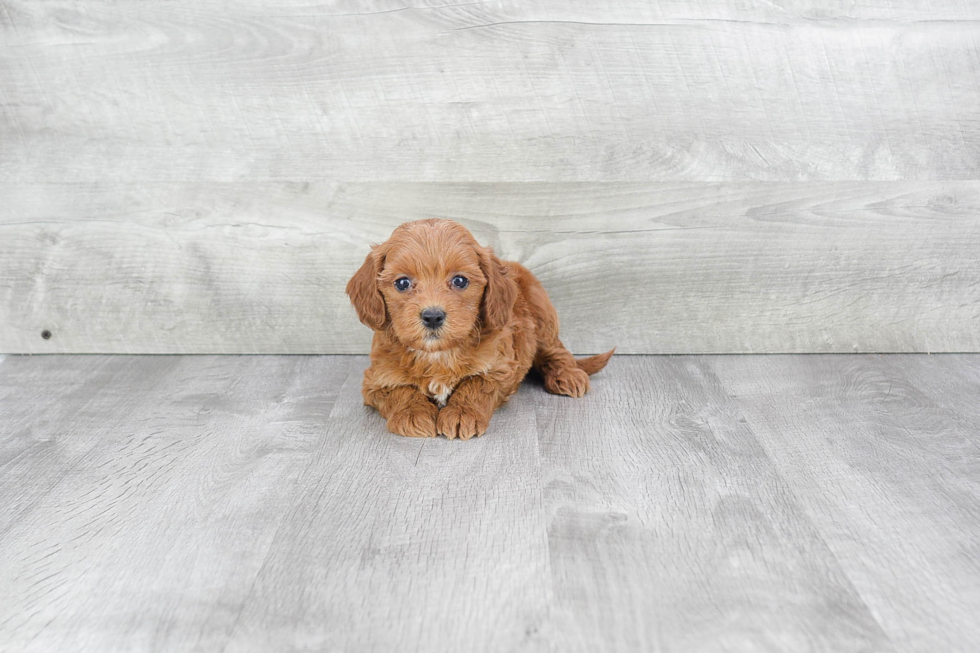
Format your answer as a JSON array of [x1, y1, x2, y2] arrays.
[[534, 340, 591, 398], [513, 264, 592, 398], [365, 385, 438, 438], [437, 376, 500, 440]]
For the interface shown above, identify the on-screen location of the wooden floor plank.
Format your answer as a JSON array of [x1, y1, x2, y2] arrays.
[[534, 356, 892, 652], [713, 354, 980, 653], [1, 355, 979, 651], [0, 355, 356, 651], [0, 356, 183, 535], [223, 360, 552, 653]]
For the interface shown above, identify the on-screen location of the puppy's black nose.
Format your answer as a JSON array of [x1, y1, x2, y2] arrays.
[[420, 307, 446, 330]]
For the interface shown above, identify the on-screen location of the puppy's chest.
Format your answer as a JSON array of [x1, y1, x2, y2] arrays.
[[415, 360, 464, 408], [424, 378, 455, 408], [410, 353, 487, 408]]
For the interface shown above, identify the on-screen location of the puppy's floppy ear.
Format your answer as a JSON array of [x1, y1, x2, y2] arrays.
[[346, 246, 388, 330], [478, 246, 517, 332]]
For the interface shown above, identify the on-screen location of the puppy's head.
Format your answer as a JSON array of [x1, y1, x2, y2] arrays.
[[346, 219, 516, 351]]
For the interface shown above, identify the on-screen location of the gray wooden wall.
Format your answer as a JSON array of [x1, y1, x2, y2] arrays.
[[2, 1, 978, 354]]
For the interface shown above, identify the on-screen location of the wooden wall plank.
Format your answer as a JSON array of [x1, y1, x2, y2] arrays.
[[2, 181, 978, 354], [3, 1, 978, 352], [2, 0, 978, 182]]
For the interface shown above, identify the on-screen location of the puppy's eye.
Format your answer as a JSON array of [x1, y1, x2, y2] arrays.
[[451, 275, 469, 289], [394, 277, 412, 292]]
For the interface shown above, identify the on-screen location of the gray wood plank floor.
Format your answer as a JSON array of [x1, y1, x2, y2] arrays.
[[1, 354, 978, 652]]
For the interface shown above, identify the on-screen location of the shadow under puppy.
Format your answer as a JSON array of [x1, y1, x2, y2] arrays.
[[346, 219, 614, 439]]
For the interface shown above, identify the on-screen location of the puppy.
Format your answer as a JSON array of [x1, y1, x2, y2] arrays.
[[346, 219, 614, 440]]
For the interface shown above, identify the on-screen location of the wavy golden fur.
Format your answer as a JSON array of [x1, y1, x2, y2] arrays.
[[346, 219, 614, 439]]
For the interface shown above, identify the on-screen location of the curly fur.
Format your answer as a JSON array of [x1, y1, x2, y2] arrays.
[[346, 219, 614, 439]]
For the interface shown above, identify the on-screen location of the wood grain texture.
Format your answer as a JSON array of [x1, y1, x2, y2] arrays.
[[534, 356, 891, 651], [2, 354, 979, 651], [0, 355, 357, 651], [3, 0, 979, 354], [2, 181, 978, 354], [713, 354, 980, 652], [223, 361, 551, 652], [0, 356, 182, 534], [2, 0, 979, 182]]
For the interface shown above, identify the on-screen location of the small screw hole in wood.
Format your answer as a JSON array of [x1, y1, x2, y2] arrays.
[[41, 330, 52, 340]]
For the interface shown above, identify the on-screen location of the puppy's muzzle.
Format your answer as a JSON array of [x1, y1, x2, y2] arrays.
[[420, 307, 446, 331]]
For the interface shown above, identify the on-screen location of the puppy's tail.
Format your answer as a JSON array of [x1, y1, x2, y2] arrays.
[[575, 348, 616, 376]]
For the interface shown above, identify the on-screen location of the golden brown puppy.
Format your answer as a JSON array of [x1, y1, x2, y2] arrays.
[[346, 219, 614, 439]]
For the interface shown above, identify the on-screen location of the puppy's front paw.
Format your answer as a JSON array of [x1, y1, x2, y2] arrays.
[[437, 405, 490, 440], [386, 401, 438, 438], [545, 366, 590, 398]]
